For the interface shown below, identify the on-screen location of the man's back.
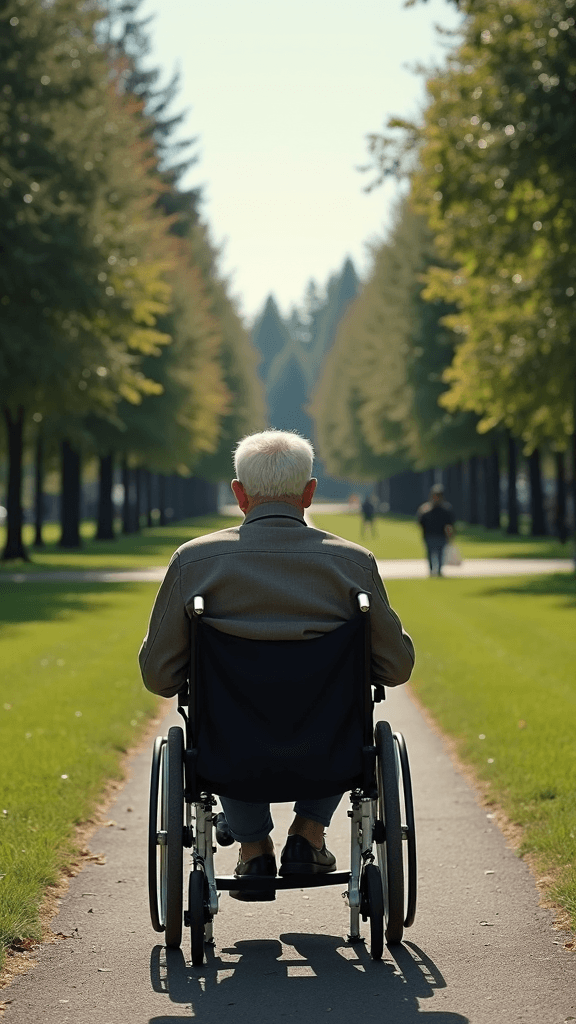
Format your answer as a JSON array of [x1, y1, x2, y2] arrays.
[[139, 502, 414, 697], [417, 500, 454, 536]]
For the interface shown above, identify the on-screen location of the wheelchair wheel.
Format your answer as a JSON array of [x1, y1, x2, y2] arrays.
[[360, 862, 384, 961], [188, 868, 209, 967], [394, 731, 417, 928], [156, 727, 184, 948], [375, 720, 404, 945], [148, 736, 165, 932]]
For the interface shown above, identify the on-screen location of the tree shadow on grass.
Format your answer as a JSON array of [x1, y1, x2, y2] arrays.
[[149, 935, 469, 1024], [476, 573, 576, 607], [0, 580, 146, 634], [0, 515, 234, 574]]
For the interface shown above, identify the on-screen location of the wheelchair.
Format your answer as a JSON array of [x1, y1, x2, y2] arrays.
[[148, 592, 417, 965]]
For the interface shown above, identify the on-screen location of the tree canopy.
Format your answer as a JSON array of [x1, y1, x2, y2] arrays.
[[367, 0, 576, 453]]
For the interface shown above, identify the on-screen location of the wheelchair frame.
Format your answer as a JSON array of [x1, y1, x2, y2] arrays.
[[148, 593, 417, 965]]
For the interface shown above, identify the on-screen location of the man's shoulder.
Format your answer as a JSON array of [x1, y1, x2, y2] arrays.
[[308, 525, 375, 567], [174, 525, 241, 563]]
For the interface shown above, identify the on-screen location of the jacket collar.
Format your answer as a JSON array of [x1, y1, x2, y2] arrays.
[[242, 501, 307, 526]]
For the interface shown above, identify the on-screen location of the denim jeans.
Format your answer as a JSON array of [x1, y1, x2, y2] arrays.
[[425, 535, 446, 575], [219, 793, 343, 843]]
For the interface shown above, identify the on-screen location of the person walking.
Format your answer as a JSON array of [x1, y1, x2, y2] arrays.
[[417, 483, 455, 577], [360, 495, 377, 537]]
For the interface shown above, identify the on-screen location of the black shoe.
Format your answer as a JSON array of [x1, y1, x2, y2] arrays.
[[215, 812, 234, 847], [279, 834, 337, 876], [230, 853, 277, 902]]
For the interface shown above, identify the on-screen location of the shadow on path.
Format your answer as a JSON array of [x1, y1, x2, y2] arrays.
[[149, 935, 469, 1024]]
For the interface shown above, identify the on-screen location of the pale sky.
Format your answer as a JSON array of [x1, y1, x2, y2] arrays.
[[140, 0, 460, 322]]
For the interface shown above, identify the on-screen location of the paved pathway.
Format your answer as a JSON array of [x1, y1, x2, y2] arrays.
[[3, 689, 575, 1024], [2, 556, 573, 585]]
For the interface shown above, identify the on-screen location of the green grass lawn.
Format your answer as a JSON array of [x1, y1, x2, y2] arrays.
[[312, 511, 573, 560], [0, 514, 238, 573], [385, 572, 576, 930], [0, 580, 160, 967]]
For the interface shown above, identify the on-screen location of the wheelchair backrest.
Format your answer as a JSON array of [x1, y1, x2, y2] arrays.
[[189, 612, 371, 803]]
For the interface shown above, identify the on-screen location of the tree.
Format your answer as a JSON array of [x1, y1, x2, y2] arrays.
[[252, 296, 292, 385], [0, 0, 174, 558], [312, 197, 491, 489], [368, 0, 576, 455]]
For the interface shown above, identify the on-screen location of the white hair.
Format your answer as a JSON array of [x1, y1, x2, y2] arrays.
[[234, 430, 314, 497]]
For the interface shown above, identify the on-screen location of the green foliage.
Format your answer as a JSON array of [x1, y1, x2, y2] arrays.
[[312, 198, 488, 479], [254, 262, 360, 491], [187, 224, 266, 481], [0, 0, 264, 497], [0, 0, 173, 417], [252, 295, 293, 386], [370, 0, 576, 450]]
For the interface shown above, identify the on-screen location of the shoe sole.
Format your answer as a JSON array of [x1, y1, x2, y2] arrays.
[[229, 889, 276, 902], [279, 862, 337, 876]]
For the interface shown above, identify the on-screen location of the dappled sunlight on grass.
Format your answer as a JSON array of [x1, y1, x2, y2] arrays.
[[0, 515, 236, 573]]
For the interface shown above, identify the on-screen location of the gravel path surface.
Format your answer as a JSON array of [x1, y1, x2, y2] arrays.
[[3, 688, 575, 1024]]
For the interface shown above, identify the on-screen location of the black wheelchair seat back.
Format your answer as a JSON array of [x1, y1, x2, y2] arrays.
[[191, 614, 367, 802]]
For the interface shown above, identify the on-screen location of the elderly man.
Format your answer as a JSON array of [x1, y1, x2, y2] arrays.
[[139, 430, 414, 899]]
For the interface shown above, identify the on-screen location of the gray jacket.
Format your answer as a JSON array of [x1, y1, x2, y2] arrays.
[[139, 503, 415, 698]]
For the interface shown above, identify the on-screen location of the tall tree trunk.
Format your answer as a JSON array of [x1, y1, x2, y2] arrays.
[[554, 451, 568, 544], [1, 406, 28, 561], [96, 453, 115, 540], [145, 469, 153, 527], [506, 432, 519, 535], [159, 474, 167, 526], [467, 455, 479, 525], [477, 457, 486, 527], [33, 429, 45, 548], [571, 429, 576, 551], [528, 448, 546, 536], [59, 439, 82, 548], [486, 444, 501, 529], [134, 467, 142, 533], [453, 461, 464, 521], [122, 458, 130, 534]]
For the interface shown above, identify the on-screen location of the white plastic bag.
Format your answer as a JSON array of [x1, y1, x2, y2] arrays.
[[443, 543, 462, 567]]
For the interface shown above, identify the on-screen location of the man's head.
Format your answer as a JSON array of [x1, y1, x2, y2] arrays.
[[231, 430, 317, 514], [430, 483, 444, 504]]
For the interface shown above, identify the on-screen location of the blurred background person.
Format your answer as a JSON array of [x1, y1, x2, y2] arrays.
[[417, 484, 454, 577], [361, 494, 377, 537]]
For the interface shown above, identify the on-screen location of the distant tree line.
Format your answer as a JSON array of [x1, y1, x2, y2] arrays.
[[252, 259, 361, 498], [0, 0, 264, 559], [312, 0, 575, 539]]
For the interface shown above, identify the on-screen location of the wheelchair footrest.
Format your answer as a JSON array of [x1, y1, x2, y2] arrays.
[[215, 870, 351, 891]]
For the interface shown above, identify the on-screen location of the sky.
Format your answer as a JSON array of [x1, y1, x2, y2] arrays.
[[140, 0, 461, 322]]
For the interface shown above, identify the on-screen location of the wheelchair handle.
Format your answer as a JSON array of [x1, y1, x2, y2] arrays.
[[193, 596, 204, 616], [357, 592, 370, 613]]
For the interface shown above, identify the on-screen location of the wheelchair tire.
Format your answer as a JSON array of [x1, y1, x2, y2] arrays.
[[360, 862, 384, 961], [148, 736, 166, 932], [164, 726, 185, 949], [188, 868, 208, 967], [394, 731, 417, 928], [375, 720, 404, 945]]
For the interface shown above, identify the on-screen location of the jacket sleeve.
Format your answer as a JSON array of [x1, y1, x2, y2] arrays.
[[138, 553, 190, 698], [368, 554, 415, 687]]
